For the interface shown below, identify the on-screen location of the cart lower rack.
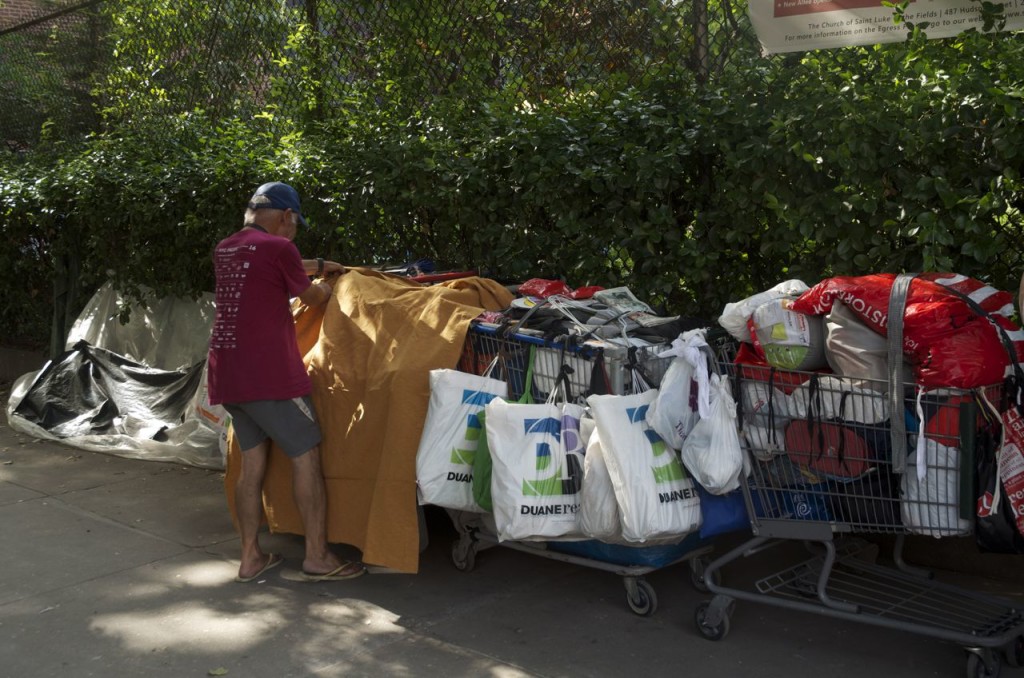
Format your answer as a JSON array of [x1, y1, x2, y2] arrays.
[[695, 356, 1024, 678], [451, 511, 714, 617], [698, 535, 1024, 677]]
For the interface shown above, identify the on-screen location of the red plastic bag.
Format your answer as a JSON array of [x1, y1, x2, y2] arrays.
[[568, 285, 604, 300], [517, 278, 572, 298], [791, 273, 1024, 389], [517, 279, 604, 300], [923, 393, 983, 448]]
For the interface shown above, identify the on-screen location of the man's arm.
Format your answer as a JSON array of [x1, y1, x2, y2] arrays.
[[302, 258, 346, 277], [298, 280, 333, 306]]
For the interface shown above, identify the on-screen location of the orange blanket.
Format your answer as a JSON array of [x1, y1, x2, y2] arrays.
[[225, 269, 513, 573]]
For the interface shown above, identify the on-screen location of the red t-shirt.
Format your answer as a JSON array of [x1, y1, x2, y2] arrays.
[[207, 229, 312, 405]]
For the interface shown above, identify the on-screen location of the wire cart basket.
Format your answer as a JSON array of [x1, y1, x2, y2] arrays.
[[694, 347, 1024, 678], [447, 321, 713, 617]]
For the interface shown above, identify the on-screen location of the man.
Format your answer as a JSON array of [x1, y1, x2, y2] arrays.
[[208, 181, 365, 583]]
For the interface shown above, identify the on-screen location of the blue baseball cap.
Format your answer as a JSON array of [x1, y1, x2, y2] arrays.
[[248, 182, 308, 227]]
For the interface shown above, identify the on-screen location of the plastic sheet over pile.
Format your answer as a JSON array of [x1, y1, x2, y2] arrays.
[[5, 283, 226, 469]]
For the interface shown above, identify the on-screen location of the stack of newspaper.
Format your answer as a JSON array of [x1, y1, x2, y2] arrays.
[[591, 287, 679, 328]]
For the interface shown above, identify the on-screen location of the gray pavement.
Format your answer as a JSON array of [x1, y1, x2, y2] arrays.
[[2, 415, 1023, 678]]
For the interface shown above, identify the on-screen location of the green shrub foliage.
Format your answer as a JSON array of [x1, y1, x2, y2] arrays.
[[3, 6, 1024, 350]]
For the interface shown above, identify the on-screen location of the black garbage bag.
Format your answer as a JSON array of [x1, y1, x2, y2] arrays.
[[14, 340, 204, 440]]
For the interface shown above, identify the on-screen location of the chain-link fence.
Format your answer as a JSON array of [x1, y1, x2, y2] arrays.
[[0, 0, 107, 151], [1, 0, 756, 148]]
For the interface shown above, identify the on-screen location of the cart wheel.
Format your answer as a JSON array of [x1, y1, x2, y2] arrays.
[[624, 578, 658, 617], [689, 557, 720, 593], [695, 601, 730, 641], [966, 650, 1002, 678], [451, 538, 477, 572], [1003, 636, 1024, 668]]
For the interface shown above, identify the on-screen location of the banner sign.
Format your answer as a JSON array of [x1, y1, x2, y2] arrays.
[[749, 0, 1024, 54]]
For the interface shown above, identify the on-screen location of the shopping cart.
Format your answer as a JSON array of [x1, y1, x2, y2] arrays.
[[694, 349, 1024, 678], [448, 321, 713, 617]]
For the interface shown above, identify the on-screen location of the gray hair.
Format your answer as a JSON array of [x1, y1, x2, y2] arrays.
[[244, 195, 298, 226]]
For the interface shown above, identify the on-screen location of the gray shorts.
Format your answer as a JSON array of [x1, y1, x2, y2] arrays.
[[223, 396, 322, 458]]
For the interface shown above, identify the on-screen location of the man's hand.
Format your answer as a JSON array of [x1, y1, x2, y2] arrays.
[[298, 280, 334, 307], [304, 258, 347, 278], [322, 260, 346, 277]]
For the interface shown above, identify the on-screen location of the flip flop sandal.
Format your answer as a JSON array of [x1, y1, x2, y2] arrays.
[[234, 553, 283, 583], [299, 561, 367, 582]]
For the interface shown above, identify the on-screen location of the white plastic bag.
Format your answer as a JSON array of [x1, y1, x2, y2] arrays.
[[415, 360, 507, 512], [749, 299, 828, 371], [587, 386, 702, 543], [646, 330, 710, 450], [485, 393, 586, 541], [788, 376, 888, 424], [681, 374, 746, 495], [718, 279, 809, 343], [737, 379, 789, 461], [901, 438, 971, 537], [739, 379, 791, 422], [578, 425, 621, 542], [741, 424, 785, 462]]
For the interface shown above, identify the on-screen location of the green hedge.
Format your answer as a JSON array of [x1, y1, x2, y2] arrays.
[[3, 29, 1024, 351], [0, 163, 53, 349]]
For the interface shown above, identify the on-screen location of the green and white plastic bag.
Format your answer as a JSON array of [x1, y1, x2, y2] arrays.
[[415, 357, 507, 512], [473, 346, 536, 512], [588, 374, 702, 542], [485, 384, 586, 541]]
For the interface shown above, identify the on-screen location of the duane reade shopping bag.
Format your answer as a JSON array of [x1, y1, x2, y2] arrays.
[[416, 360, 507, 512], [588, 388, 702, 542], [485, 396, 587, 541]]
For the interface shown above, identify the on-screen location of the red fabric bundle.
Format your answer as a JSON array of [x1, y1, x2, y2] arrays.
[[791, 273, 1023, 389]]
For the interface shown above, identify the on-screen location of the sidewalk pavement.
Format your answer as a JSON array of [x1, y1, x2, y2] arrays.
[[2, 414, 1023, 678]]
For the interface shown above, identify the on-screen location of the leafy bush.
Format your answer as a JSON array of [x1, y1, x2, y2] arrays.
[[0, 157, 53, 348], [4, 22, 1024, 352]]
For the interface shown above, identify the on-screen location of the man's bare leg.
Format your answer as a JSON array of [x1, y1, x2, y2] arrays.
[[290, 446, 347, 575], [235, 440, 274, 579]]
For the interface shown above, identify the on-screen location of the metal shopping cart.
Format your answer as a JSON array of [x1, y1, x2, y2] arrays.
[[448, 321, 714, 617], [693, 348, 1024, 678]]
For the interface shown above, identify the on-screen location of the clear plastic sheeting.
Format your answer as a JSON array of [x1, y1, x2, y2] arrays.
[[67, 282, 216, 370], [6, 283, 226, 469]]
